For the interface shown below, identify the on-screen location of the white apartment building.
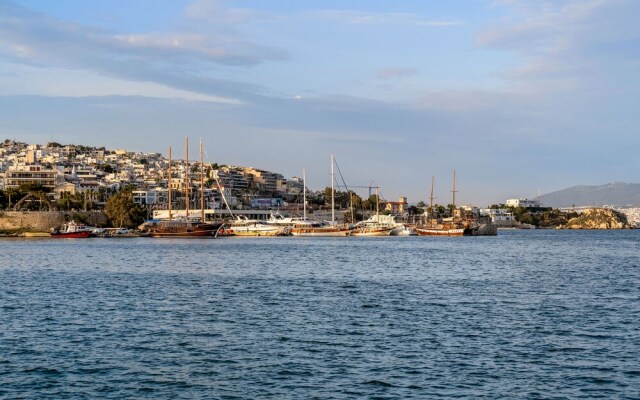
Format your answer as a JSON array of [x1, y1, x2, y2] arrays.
[[505, 198, 542, 208]]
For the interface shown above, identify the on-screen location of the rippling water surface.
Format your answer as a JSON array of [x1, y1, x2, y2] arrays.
[[1, 230, 639, 399]]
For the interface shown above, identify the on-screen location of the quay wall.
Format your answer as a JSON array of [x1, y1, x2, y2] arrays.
[[0, 211, 108, 232]]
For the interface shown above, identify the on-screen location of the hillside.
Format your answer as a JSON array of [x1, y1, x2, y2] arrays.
[[539, 182, 640, 208]]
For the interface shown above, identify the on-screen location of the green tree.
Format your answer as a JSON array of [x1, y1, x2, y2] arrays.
[[56, 192, 84, 211], [363, 194, 381, 211], [5, 187, 21, 210], [104, 190, 147, 228], [407, 205, 420, 215]]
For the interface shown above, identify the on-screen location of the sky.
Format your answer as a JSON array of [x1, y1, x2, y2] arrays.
[[1, 0, 639, 206]]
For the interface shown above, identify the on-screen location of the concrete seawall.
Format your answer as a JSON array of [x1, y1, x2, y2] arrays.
[[0, 211, 108, 232]]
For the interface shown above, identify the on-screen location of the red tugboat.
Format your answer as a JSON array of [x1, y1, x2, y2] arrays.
[[50, 221, 92, 238]]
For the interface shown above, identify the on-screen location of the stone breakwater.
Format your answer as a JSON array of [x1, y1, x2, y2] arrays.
[[560, 208, 630, 229], [0, 211, 108, 232]]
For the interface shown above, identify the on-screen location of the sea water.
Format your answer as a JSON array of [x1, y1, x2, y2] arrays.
[[1, 230, 639, 399]]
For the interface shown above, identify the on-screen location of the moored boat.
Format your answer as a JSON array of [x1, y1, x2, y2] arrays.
[[225, 217, 289, 236], [290, 224, 352, 236], [50, 221, 92, 238], [416, 173, 465, 237], [350, 225, 393, 236], [23, 232, 51, 238], [146, 137, 222, 238], [288, 160, 353, 237], [147, 219, 221, 238], [351, 187, 392, 236], [415, 225, 464, 236]]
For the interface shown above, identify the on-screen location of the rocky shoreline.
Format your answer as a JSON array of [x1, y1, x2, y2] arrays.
[[558, 208, 630, 229]]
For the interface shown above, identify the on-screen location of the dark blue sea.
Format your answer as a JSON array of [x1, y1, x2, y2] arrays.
[[1, 230, 639, 399]]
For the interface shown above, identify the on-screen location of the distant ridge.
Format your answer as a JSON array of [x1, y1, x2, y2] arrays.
[[539, 182, 640, 208]]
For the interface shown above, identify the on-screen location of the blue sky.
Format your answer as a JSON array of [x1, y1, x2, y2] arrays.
[[1, 0, 639, 206]]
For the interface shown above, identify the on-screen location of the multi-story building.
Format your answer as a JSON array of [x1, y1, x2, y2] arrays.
[[244, 167, 279, 192], [4, 165, 58, 189], [211, 167, 249, 191], [479, 208, 517, 227], [505, 198, 542, 208], [384, 197, 408, 215]]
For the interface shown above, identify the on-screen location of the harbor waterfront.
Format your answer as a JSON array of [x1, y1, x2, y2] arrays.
[[1, 230, 639, 399]]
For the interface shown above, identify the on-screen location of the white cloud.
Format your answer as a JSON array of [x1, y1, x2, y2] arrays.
[[476, 0, 640, 86], [0, 1, 287, 103], [305, 10, 462, 27], [185, 0, 281, 24]]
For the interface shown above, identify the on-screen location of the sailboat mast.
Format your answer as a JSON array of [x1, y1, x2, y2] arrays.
[[451, 169, 458, 218], [429, 176, 435, 225], [331, 154, 335, 225], [168, 146, 172, 221], [303, 168, 306, 221], [185, 137, 189, 219], [376, 187, 379, 218], [200, 139, 205, 223]]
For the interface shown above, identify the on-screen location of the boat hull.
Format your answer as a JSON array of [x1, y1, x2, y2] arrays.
[[23, 232, 51, 238], [50, 231, 91, 238], [229, 228, 287, 237], [415, 227, 464, 236], [351, 227, 393, 236], [290, 227, 352, 237], [148, 222, 222, 238]]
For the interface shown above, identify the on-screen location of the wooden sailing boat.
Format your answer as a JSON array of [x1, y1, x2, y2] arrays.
[[415, 172, 464, 236], [351, 187, 393, 236], [148, 137, 223, 238], [290, 157, 352, 237]]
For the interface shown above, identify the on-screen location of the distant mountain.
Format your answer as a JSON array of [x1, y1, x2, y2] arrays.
[[539, 182, 640, 208]]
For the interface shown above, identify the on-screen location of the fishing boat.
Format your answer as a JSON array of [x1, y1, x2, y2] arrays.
[[415, 173, 465, 237], [147, 138, 222, 238], [290, 159, 353, 237], [50, 221, 92, 238]]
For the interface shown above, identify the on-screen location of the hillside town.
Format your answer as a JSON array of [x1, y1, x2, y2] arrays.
[[0, 139, 313, 213], [1, 139, 639, 229]]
